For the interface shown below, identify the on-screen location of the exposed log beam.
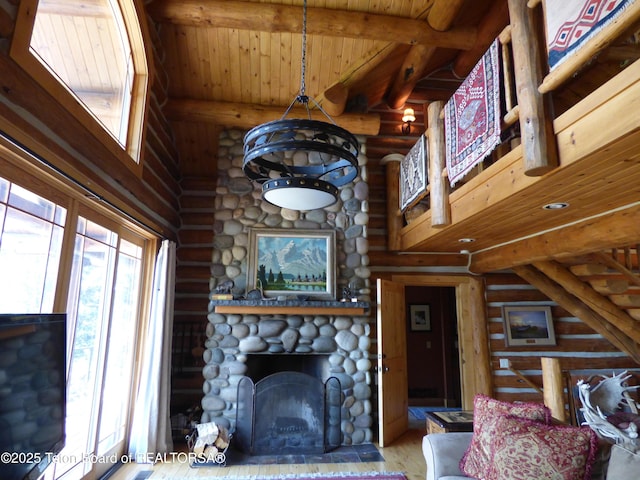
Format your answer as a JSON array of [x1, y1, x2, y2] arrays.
[[322, 83, 349, 117], [317, 43, 400, 112], [513, 265, 640, 364], [148, 0, 477, 50], [386, 45, 437, 110], [164, 99, 380, 136], [453, 0, 510, 77], [386, 0, 462, 110], [470, 205, 640, 273]]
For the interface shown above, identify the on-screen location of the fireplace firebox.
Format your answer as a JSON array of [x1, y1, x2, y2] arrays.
[[235, 371, 341, 455]]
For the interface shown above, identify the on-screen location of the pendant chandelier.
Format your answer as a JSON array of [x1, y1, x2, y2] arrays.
[[243, 0, 360, 211]]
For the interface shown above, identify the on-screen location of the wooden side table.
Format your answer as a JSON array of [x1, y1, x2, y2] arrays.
[[425, 410, 474, 434]]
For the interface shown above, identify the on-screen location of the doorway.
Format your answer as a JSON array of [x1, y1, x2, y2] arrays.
[[405, 286, 461, 409], [377, 275, 491, 445]]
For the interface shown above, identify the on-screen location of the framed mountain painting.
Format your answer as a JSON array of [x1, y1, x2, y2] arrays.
[[247, 228, 336, 299]]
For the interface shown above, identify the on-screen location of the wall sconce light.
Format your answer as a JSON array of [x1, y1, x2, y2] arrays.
[[402, 107, 416, 134]]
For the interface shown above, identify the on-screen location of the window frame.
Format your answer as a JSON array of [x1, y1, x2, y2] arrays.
[[0, 136, 158, 479], [9, 0, 151, 176]]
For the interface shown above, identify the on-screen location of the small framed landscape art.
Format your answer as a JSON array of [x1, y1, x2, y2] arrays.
[[409, 304, 431, 332], [247, 228, 336, 299], [502, 305, 556, 347]]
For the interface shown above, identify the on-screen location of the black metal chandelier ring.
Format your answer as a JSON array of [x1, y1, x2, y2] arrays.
[[243, 118, 360, 187]]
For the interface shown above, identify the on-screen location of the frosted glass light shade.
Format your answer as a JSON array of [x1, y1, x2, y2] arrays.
[[262, 177, 338, 210]]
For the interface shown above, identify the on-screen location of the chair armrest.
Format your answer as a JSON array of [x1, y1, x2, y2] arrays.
[[422, 432, 473, 480]]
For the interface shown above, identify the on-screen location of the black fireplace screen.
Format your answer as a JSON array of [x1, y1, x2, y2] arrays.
[[236, 371, 341, 455]]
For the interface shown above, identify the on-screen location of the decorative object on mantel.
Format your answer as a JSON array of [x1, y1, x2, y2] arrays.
[[242, 0, 359, 211], [341, 284, 358, 302], [211, 279, 235, 300], [578, 370, 640, 451]]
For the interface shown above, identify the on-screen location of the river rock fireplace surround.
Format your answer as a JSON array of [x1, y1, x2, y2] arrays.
[[200, 129, 373, 447]]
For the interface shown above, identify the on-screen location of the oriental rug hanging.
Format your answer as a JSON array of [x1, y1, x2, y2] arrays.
[[444, 38, 501, 187], [544, 0, 632, 71]]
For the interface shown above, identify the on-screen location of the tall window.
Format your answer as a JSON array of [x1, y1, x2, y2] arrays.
[[0, 170, 153, 480], [0, 178, 66, 313], [11, 0, 149, 167], [57, 216, 144, 480]]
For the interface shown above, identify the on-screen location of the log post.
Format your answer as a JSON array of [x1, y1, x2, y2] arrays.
[[380, 154, 404, 251], [541, 357, 566, 422], [458, 277, 492, 409], [507, 0, 557, 176], [427, 101, 450, 227]]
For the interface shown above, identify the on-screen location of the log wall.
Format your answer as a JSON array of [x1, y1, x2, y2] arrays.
[[171, 177, 217, 415]]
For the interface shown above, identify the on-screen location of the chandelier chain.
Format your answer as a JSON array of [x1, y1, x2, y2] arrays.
[[300, 0, 307, 98]]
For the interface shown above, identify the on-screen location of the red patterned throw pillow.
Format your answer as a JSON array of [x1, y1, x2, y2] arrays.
[[488, 415, 598, 480], [460, 394, 552, 479]]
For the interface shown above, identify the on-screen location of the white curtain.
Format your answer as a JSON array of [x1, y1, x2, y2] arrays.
[[128, 239, 176, 458]]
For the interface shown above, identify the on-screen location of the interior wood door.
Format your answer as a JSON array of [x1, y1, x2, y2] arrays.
[[376, 278, 408, 447]]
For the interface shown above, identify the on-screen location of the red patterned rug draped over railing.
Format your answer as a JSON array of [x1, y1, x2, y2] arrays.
[[444, 38, 502, 187]]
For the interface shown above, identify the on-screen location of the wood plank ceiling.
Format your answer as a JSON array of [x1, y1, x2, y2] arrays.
[[148, 0, 497, 176]]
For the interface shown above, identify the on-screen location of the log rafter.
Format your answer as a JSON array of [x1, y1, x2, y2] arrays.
[[148, 0, 477, 50], [164, 99, 381, 135]]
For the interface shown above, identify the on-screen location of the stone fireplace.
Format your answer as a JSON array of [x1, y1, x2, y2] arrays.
[[201, 129, 373, 446]]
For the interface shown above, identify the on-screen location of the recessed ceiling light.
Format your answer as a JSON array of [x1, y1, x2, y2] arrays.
[[458, 238, 476, 243], [542, 202, 569, 210]]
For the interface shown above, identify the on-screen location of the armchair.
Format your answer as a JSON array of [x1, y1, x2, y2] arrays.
[[421, 432, 472, 480]]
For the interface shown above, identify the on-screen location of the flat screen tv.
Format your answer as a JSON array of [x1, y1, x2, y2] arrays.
[[0, 314, 66, 480]]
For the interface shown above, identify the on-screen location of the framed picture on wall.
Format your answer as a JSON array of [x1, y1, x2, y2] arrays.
[[502, 305, 556, 347], [409, 304, 431, 331], [247, 228, 336, 299]]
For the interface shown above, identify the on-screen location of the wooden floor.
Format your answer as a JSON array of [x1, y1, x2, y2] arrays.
[[106, 426, 427, 480]]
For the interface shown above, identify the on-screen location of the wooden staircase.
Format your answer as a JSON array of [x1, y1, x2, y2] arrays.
[[513, 246, 640, 364]]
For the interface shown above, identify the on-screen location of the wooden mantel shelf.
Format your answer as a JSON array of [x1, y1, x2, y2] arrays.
[[211, 299, 370, 315]]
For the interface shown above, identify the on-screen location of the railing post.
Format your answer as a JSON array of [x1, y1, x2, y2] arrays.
[[507, 0, 558, 176], [381, 154, 404, 251], [427, 101, 450, 227]]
